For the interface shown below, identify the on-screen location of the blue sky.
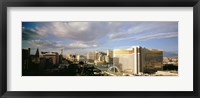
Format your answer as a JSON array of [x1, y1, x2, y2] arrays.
[[22, 21, 178, 55]]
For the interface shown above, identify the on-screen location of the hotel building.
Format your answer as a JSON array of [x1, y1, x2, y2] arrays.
[[113, 46, 163, 75]]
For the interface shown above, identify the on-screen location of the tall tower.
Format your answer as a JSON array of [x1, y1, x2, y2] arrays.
[[35, 48, 39, 57], [61, 49, 63, 56], [59, 49, 64, 64], [35, 48, 40, 63]]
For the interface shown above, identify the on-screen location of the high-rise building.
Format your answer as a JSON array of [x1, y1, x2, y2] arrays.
[[106, 50, 113, 64], [105, 56, 110, 63], [113, 46, 163, 75], [113, 47, 136, 74], [142, 48, 163, 73], [87, 52, 96, 61], [22, 48, 31, 71], [66, 54, 76, 61], [59, 49, 63, 64], [35, 48, 40, 63], [66, 54, 71, 60], [76, 55, 80, 61], [35, 48, 39, 57], [107, 50, 113, 58]]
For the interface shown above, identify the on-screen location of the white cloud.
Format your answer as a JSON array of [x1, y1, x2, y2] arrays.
[[42, 22, 111, 42], [30, 40, 98, 51], [69, 42, 90, 48], [23, 21, 178, 52], [25, 22, 136, 42], [135, 32, 178, 41], [112, 32, 178, 41], [31, 40, 64, 49], [22, 26, 48, 40], [25, 22, 116, 48], [109, 22, 178, 41]]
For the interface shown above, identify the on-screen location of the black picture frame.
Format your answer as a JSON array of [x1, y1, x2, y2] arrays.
[[0, 0, 199, 98]]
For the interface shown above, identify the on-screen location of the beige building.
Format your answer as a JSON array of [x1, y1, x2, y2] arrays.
[[141, 48, 163, 73], [87, 52, 96, 61], [107, 50, 113, 58], [106, 50, 113, 64], [87, 51, 107, 63], [105, 56, 110, 63], [113, 46, 163, 75]]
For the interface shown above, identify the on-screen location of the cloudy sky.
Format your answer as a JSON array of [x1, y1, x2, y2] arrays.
[[22, 21, 178, 55]]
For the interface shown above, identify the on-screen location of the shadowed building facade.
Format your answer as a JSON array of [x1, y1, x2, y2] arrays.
[[22, 48, 31, 72], [41, 52, 59, 65]]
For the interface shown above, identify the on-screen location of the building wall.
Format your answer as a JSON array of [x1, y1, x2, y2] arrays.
[[142, 48, 163, 73], [107, 50, 113, 58], [113, 54, 135, 74], [113, 48, 137, 74], [22, 48, 30, 70], [105, 56, 110, 63], [87, 52, 96, 61], [43, 55, 57, 64], [113, 46, 163, 75]]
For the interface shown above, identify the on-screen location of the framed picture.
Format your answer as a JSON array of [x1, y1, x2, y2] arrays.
[[0, 0, 199, 98]]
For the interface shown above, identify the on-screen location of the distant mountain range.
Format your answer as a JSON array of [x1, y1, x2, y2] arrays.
[[163, 51, 178, 57]]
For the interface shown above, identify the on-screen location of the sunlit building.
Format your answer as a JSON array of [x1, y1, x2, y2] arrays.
[[66, 54, 71, 59], [87, 52, 96, 62], [76, 55, 80, 61], [98, 53, 105, 62], [105, 56, 110, 63], [113, 46, 163, 75], [106, 50, 113, 64], [66, 54, 76, 61], [142, 48, 163, 73], [107, 50, 113, 58]]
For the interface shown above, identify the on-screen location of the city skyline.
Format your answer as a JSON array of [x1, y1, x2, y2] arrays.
[[22, 21, 178, 76], [22, 21, 178, 56], [22, 46, 178, 76]]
